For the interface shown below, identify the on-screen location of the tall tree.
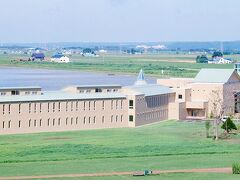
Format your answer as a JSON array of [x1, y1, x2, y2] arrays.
[[210, 89, 225, 140]]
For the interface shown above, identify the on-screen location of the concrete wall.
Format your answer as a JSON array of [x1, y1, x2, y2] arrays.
[[0, 98, 128, 135]]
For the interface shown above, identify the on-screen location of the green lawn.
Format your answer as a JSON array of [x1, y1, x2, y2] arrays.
[[0, 53, 235, 77], [0, 120, 240, 178]]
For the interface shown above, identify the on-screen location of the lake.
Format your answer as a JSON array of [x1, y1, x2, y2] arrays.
[[0, 67, 156, 90]]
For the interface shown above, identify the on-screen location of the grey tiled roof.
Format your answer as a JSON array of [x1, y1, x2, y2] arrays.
[[0, 91, 126, 103]]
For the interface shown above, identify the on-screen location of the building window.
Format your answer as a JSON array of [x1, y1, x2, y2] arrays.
[[116, 115, 118, 122], [111, 100, 113, 109], [3, 104, 5, 114], [86, 89, 91, 93], [93, 116, 96, 124], [11, 90, 19, 95], [58, 102, 61, 112], [120, 100, 123, 109], [8, 121, 11, 128], [111, 115, 113, 123], [76, 101, 78, 111], [66, 118, 68, 125], [19, 104, 21, 114], [76, 117, 78, 124], [84, 117, 86, 124], [34, 103, 37, 113], [1, 92, 6, 96], [25, 91, 30, 95], [102, 101, 105, 110], [66, 102, 68, 112], [88, 117, 91, 124], [47, 103, 50, 112], [18, 120, 21, 128], [178, 94, 183, 99], [53, 103, 55, 112], [29, 119, 31, 127], [48, 118, 50, 126], [34, 120, 37, 127], [53, 119, 55, 126], [129, 115, 134, 122], [95, 88, 102, 93], [129, 100, 134, 109], [32, 91, 37, 95], [8, 104, 11, 114], [71, 117, 73, 125], [40, 103, 42, 113], [94, 101, 96, 110], [2, 121, 5, 129], [40, 119, 42, 127], [88, 101, 91, 110], [84, 101, 86, 111], [121, 115, 123, 122], [102, 116, 105, 123], [71, 101, 73, 111]]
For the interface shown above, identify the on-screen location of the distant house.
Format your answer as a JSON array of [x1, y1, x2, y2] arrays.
[[51, 54, 70, 63], [208, 57, 232, 64], [31, 53, 45, 60]]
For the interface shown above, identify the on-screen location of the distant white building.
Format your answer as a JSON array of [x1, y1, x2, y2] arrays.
[[51, 54, 70, 63], [208, 57, 232, 64]]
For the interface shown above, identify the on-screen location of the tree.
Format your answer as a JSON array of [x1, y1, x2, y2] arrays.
[[212, 51, 223, 59], [205, 120, 211, 138], [196, 55, 208, 63], [221, 117, 237, 133], [83, 48, 93, 54], [210, 89, 225, 140]]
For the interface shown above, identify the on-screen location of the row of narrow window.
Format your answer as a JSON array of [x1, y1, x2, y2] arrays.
[[146, 95, 169, 108], [1, 99, 124, 115], [137, 109, 168, 121], [1, 115, 124, 129]]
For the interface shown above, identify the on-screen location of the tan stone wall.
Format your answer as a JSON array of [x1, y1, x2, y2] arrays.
[[0, 98, 128, 135]]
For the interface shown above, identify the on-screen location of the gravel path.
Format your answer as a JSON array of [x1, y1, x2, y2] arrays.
[[0, 167, 232, 180]]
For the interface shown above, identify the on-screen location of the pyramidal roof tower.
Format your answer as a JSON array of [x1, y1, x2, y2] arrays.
[[134, 69, 147, 85]]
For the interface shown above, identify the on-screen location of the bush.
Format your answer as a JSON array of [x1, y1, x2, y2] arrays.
[[205, 120, 211, 138], [221, 117, 237, 133], [232, 163, 240, 174]]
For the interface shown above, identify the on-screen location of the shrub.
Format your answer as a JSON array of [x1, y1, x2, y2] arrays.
[[221, 117, 237, 133], [232, 163, 240, 174], [205, 120, 211, 138]]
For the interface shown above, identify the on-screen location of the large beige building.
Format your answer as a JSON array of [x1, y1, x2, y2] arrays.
[[0, 69, 240, 135]]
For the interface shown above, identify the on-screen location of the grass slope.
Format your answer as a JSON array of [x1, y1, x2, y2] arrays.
[[0, 120, 240, 178]]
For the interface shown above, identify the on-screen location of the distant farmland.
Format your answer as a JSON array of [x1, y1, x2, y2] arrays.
[[0, 53, 236, 77]]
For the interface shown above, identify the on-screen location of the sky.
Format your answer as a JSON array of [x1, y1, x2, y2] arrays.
[[0, 0, 240, 43]]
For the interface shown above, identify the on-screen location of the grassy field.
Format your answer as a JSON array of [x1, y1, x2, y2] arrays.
[[0, 120, 240, 179], [0, 53, 235, 77]]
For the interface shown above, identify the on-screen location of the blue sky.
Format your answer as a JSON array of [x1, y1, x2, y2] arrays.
[[0, 0, 240, 43]]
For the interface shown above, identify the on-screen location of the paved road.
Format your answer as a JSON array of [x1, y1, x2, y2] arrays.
[[0, 167, 232, 180]]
